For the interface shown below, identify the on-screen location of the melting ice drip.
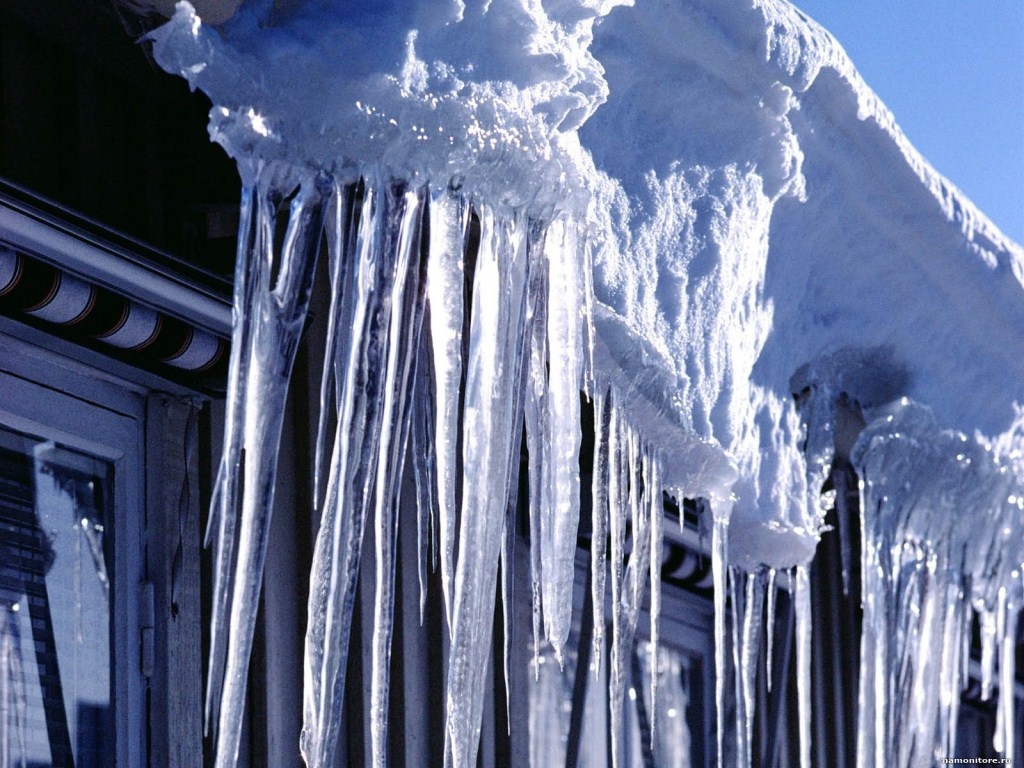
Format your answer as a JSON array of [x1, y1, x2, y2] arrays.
[[146, 2, 1024, 768]]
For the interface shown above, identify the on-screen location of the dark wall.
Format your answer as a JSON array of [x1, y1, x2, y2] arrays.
[[0, 0, 241, 280]]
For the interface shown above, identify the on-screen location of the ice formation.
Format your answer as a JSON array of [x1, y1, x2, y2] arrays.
[[147, 0, 1024, 766]]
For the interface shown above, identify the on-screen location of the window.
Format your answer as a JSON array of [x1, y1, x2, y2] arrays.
[[0, 329, 147, 766]]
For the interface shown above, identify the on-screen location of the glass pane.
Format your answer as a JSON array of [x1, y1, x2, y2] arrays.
[[623, 643, 695, 768], [529, 629, 702, 768], [0, 426, 113, 768]]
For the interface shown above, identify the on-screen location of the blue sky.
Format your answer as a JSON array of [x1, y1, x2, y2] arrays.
[[792, 0, 1024, 244]]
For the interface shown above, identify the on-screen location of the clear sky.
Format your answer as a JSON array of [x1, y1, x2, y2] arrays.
[[792, 0, 1024, 245]]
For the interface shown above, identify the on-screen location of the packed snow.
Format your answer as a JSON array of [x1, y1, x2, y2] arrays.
[[147, 0, 1024, 766]]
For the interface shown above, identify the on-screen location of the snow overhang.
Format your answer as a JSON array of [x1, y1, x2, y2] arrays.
[[579, 0, 1024, 569], [147, 0, 1024, 571]]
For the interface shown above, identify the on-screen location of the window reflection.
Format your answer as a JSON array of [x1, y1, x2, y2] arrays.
[[529, 631, 700, 767], [0, 427, 113, 768]]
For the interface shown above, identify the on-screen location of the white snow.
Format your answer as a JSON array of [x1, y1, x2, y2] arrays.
[[147, 0, 1024, 766]]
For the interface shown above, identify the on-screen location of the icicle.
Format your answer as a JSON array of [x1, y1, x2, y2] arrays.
[[579, 230, 596, 399], [524, 228, 550, 672], [205, 182, 258, 736], [540, 218, 584, 660], [850, 401, 1024, 768], [833, 469, 852, 596], [856, 474, 880, 768], [314, 185, 353, 508], [937, 582, 964, 760], [648, 451, 663, 751], [494, 219, 538, 726], [739, 569, 765, 768], [980, 607, 997, 701], [411, 347, 436, 624], [426, 188, 469, 629], [303, 181, 394, 768], [370, 185, 428, 767], [212, 168, 329, 768], [729, 568, 746, 768], [500, 512, 514, 734], [608, 401, 628, 768], [612, 433, 653, 768], [765, 568, 777, 693], [591, 389, 610, 678], [710, 503, 729, 768], [794, 565, 812, 768], [628, 428, 643, 610], [997, 599, 1018, 759], [446, 207, 529, 768]]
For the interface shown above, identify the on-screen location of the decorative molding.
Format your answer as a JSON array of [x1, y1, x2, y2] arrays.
[[0, 243, 228, 382]]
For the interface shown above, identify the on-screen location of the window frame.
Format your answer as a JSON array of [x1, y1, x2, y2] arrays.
[[0, 316, 206, 768], [0, 326, 148, 766]]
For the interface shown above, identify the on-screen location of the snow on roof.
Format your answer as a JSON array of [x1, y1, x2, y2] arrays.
[[150, 0, 1024, 570]]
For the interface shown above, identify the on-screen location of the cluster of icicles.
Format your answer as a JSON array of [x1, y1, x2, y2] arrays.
[[852, 402, 1023, 766], [205, 162, 676, 768], [204, 161, 1024, 768]]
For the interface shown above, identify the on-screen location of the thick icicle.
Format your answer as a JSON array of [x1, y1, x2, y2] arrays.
[[212, 168, 328, 768], [540, 218, 584, 659], [369, 186, 428, 767], [205, 182, 258, 734], [734, 568, 766, 768], [426, 189, 469, 629], [303, 182, 396, 767], [445, 207, 529, 768], [524, 233, 550, 671], [590, 389, 611, 678]]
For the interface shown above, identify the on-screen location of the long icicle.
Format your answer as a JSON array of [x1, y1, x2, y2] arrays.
[[765, 568, 777, 693], [608, 400, 627, 768], [446, 207, 529, 768], [730, 568, 746, 768], [496, 220, 544, 729], [541, 217, 583, 660], [591, 389, 610, 677], [710, 502, 729, 768], [411, 340, 437, 624], [313, 184, 353, 510], [426, 188, 469, 630], [524, 229, 550, 673], [215, 168, 329, 768], [739, 569, 765, 768], [302, 180, 393, 767], [794, 565, 813, 768], [997, 599, 1018, 760], [648, 449, 663, 752], [370, 185, 428, 767], [205, 181, 258, 736]]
